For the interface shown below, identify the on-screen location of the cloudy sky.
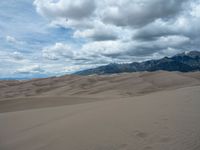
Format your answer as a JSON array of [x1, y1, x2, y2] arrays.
[[0, 0, 200, 78]]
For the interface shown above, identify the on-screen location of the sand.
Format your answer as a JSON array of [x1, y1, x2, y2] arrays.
[[0, 71, 200, 150]]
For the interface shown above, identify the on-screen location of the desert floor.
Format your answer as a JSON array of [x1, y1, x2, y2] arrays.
[[0, 71, 200, 150]]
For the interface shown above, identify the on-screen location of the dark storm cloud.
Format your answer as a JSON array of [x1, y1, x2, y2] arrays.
[[102, 0, 189, 27], [132, 21, 178, 41], [88, 33, 118, 41]]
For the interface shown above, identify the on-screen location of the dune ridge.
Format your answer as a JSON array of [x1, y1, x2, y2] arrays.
[[0, 71, 200, 113], [1, 85, 200, 150], [1, 71, 200, 99], [1, 71, 200, 150]]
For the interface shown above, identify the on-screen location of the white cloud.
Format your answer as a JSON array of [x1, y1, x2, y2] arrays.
[[101, 0, 188, 27], [16, 64, 44, 74], [42, 42, 74, 60], [34, 0, 96, 20], [0, 50, 43, 77], [6, 35, 25, 45], [81, 40, 126, 56], [190, 1, 200, 17], [34, 0, 189, 29], [6, 36, 18, 43], [161, 35, 190, 44], [73, 21, 119, 41], [11, 51, 24, 60]]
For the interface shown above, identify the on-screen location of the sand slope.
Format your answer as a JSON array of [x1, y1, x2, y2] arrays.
[[0, 71, 200, 150], [0, 71, 200, 112], [1, 71, 200, 99], [0, 86, 200, 150]]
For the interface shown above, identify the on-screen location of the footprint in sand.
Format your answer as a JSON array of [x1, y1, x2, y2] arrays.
[[134, 130, 148, 139]]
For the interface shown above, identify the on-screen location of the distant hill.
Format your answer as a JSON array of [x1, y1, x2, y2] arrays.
[[75, 51, 200, 75]]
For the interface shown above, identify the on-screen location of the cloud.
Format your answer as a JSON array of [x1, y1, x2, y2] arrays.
[[127, 35, 190, 56], [101, 0, 189, 27], [0, 49, 43, 78], [28, 0, 200, 65], [42, 40, 133, 66], [6, 36, 18, 43], [74, 22, 119, 41], [42, 43, 74, 60], [1, 0, 200, 78], [16, 64, 44, 74], [5, 35, 26, 46], [190, 1, 200, 17], [34, 0, 189, 29], [11, 51, 24, 60], [132, 19, 178, 41], [33, 0, 96, 20]]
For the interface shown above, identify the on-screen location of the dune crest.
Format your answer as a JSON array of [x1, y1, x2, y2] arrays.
[[0, 71, 200, 113], [1, 71, 200, 99]]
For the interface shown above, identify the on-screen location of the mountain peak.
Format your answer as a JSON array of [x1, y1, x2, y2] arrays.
[[75, 51, 200, 75], [175, 51, 200, 58]]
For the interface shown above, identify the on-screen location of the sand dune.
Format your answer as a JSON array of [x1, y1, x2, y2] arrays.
[[1, 71, 200, 112], [1, 71, 200, 99], [0, 71, 200, 150], [1, 86, 200, 150]]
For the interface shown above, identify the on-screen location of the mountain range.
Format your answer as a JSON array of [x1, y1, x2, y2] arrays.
[[75, 51, 200, 75]]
